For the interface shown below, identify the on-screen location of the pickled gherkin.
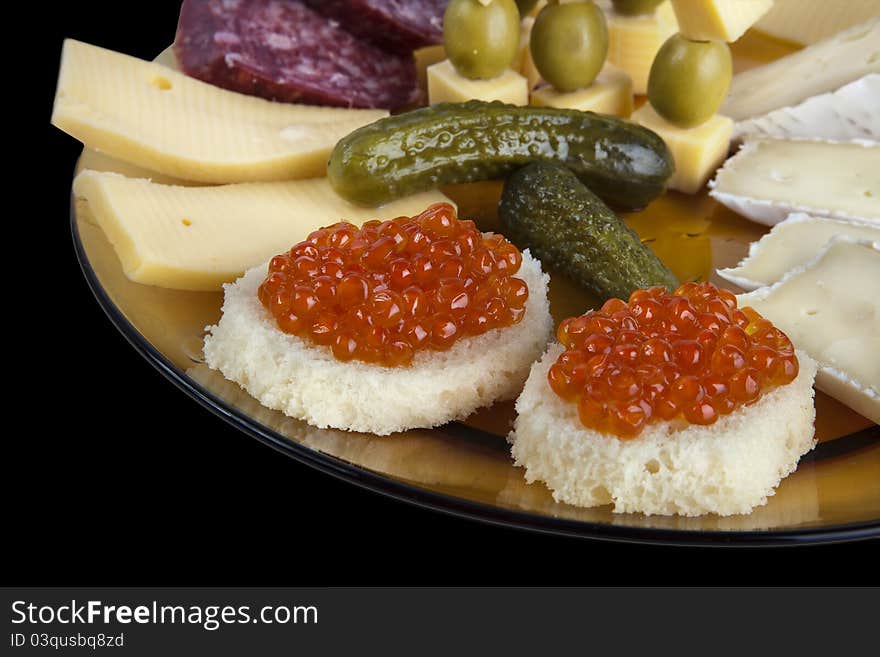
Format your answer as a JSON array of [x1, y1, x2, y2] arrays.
[[499, 161, 678, 300], [328, 101, 674, 209]]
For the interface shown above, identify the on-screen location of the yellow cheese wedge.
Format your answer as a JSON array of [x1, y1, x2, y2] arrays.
[[738, 238, 880, 424], [427, 60, 529, 105], [530, 64, 633, 117], [606, 1, 678, 94], [756, 0, 880, 46], [632, 104, 732, 194], [52, 40, 387, 184], [670, 0, 773, 42], [73, 170, 454, 292]]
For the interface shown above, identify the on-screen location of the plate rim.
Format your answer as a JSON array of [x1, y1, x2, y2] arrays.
[[71, 197, 880, 547]]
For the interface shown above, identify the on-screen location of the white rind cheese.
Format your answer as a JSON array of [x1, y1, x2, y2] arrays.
[[718, 213, 880, 291], [738, 238, 880, 424], [709, 139, 880, 226], [52, 40, 387, 184], [755, 0, 880, 46], [73, 170, 454, 292], [734, 74, 880, 142], [722, 19, 880, 121]]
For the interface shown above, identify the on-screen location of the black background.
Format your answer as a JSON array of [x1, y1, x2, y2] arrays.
[[19, 0, 877, 585]]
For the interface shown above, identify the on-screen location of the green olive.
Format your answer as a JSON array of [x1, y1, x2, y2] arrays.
[[647, 34, 733, 128], [444, 0, 521, 79], [530, 1, 608, 93], [611, 0, 665, 15], [514, 0, 540, 16]]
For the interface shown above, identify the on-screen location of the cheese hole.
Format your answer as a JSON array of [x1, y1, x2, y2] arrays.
[[864, 190, 874, 198], [151, 76, 173, 91], [181, 218, 192, 226]]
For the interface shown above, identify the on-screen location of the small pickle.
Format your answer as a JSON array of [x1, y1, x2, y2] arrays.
[[444, 0, 521, 79], [499, 161, 678, 301], [611, 0, 665, 15], [530, 0, 609, 92], [327, 101, 674, 209], [648, 34, 733, 128]]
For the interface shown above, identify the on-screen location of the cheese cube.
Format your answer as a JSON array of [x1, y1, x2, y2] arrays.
[[606, 1, 678, 94], [632, 104, 732, 194], [530, 65, 633, 117], [427, 59, 529, 105], [671, 0, 773, 42], [415, 45, 446, 91]]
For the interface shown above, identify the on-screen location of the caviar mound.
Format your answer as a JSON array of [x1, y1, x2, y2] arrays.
[[257, 203, 530, 367], [202, 250, 552, 435], [548, 282, 800, 438]]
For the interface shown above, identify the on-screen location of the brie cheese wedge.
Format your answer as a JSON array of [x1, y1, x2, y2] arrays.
[[718, 214, 880, 291], [709, 139, 880, 226], [733, 74, 880, 142], [738, 237, 880, 424]]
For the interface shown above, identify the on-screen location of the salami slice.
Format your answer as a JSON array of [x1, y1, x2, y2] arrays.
[[303, 1, 447, 53], [174, 0, 421, 110]]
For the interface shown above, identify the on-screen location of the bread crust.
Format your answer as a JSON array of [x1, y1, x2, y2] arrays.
[[204, 249, 553, 435], [510, 344, 818, 516]]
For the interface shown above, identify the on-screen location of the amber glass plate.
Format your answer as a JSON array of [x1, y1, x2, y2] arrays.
[[71, 32, 879, 545]]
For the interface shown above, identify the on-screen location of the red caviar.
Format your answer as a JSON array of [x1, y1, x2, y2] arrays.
[[258, 203, 528, 366], [549, 282, 799, 438]]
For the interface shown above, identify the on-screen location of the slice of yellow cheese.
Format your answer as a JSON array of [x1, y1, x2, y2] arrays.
[[427, 60, 529, 105], [671, 0, 773, 42], [73, 170, 454, 292], [529, 64, 633, 117], [606, 1, 678, 95], [632, 104, 732, 195], [52, 40, 387, 184]]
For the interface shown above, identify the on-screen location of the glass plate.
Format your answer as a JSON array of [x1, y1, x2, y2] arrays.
[[70, 31, 879, 546]]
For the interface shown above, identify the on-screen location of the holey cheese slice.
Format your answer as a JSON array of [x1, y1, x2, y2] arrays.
[[734, 74, 880, 142], [718, 214, 880, 291], [721, 18, 880, 122], [738, 238, 880, 424], [52, 40, 387, 184], [709, 139, 880, 226], [73, 170, 454, 292]]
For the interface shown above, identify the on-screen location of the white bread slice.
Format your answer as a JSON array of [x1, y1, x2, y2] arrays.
[[203, 249, 552, 435], [510, 344, 818, 516]]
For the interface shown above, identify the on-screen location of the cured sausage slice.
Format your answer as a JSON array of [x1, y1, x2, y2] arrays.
[[303, 1, 447, 53], [174, 0, 420, 110]]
